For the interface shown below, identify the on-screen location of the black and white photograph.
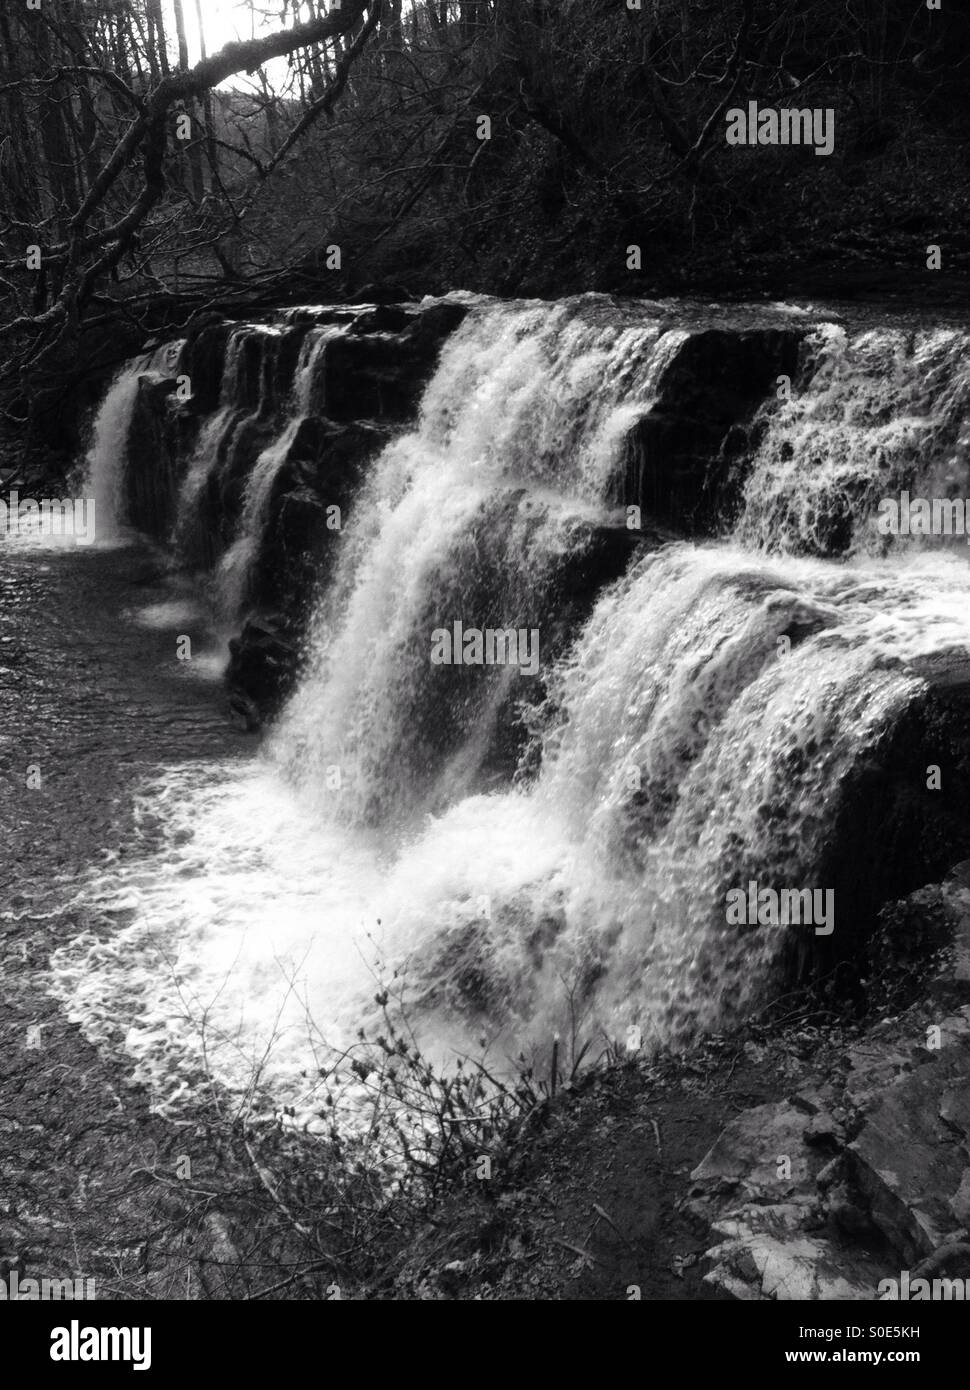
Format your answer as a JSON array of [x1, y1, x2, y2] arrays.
[[0, 0, 968, 1355]]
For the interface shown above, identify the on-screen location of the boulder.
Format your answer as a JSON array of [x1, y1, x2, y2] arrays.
[[690, 1013, 970, 1299], [846, 1048, 970, 1263], [689, 1098, 883, 1300], [226, 614, 301, 726]]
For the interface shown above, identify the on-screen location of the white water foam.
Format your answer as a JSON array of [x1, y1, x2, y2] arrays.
[[47, 300, 970, 1124], [737, 324, 970, 555], [48, 540, 970, 1119]]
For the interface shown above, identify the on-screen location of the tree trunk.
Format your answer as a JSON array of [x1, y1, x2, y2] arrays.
[[194, 0, 219, 190], [146, 0, 170, 79], [173, 0, 206, 201]]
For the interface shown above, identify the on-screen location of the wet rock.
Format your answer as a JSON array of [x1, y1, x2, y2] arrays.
[[689, 1099, 882, 1299], [350, 305, 414, 335], [949, 1171, 970, 1225], [827, 1182, 876, 1240], [792, 672, 970, 996], [226, 615, 301, 726], [938, 1007, 970, 1047], [228, 690, 261, 733], [846, 1050, 970, 1262], [705, 1218, 879, 1301], [252, 418, 389, 614], [623, 328, 803, 535], [282, 307, 359, 327], [803, 1113, 846, 1147], [125, 377, 197, 540], [689, 1023, 970, 1299], [347, 283, 415, 305], [791, 1084, 838, 1116], [816, 1155, 843, 1191], [180, 321, 237, 415], [689, 1100, 819, 1201], [322, 302, 468, 422], [941, 864, 970, 985], [940, 1078, 970, 1136], [843, 1041, 915, 1107]]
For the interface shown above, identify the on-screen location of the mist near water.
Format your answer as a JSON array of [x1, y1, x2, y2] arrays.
[[51, 297, 970, 1123]]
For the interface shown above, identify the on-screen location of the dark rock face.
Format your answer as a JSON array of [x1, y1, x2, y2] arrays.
[[253, 418, 389, 615], [349, 305, 413, 335], [623, 328, 804, 534], [690, 886, 970, 1298], [117, 301, 467, 721], [180, 319, 234, 414], [800, 659, 970, 994], [322, 302, 468, 422], [846, 1049, 970, 1265], [346, 283, 415, 305], [124, 377, 198, 539], [120, 296, 464, 561], [226, 615, 301, 729], [281, 307, 359, 327]]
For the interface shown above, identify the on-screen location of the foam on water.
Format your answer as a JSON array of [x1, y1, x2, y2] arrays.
[[48, 541, 970, 1115], [47, 299, 970, 1122], [736, 324, 970, 555]]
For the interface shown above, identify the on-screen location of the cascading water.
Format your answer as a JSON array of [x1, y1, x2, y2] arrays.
[[171, 324, 281, 564], [171, 329, 249, 549], [737, 322, 970, 555], [212, 326, 337, 620], [86, 341, 183, 542], [51, 296, 970, 1122], [274, 300, 677, 824]]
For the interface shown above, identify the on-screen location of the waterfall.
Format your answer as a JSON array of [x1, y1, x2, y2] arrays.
[[50, 295, 970, 1120], [172, 325, 279, 563], [273, 300, 685, 822], [736, 323, 970, 555], [85, 342, 181, 543], [213, 326, 337, 620]]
